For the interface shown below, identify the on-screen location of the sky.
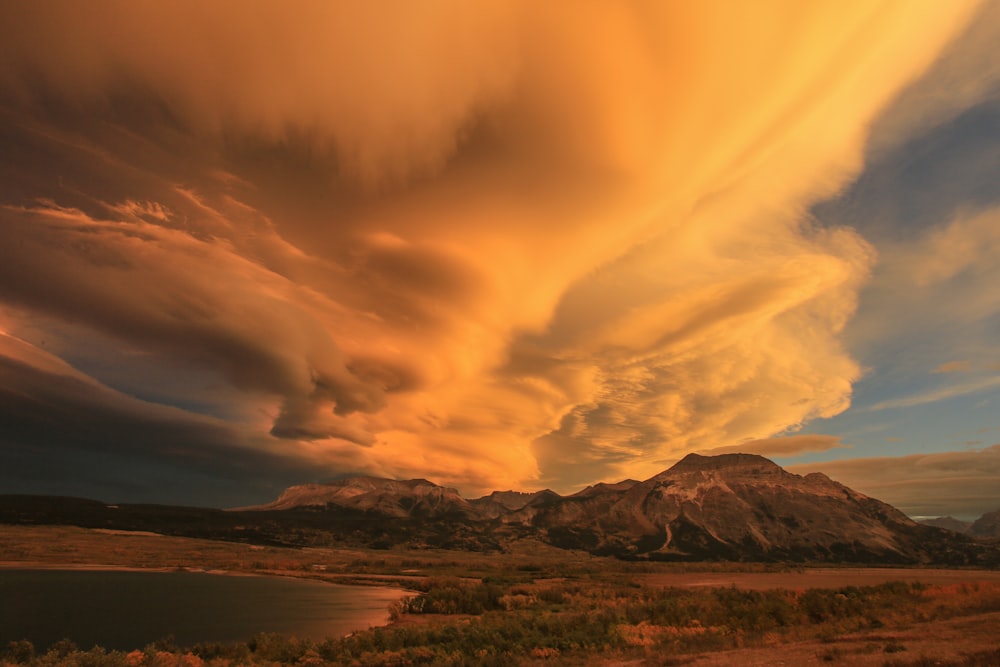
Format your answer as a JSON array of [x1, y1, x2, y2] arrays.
[[0, 1, 998, 519]]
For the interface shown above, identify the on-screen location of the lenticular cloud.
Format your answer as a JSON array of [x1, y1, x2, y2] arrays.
[[0, 1, 981, 494]]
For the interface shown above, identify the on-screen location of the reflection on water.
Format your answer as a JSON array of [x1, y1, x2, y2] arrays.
[[0, 569, 409, 650]]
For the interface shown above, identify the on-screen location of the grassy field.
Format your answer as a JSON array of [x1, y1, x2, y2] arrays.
[[2, 525, 1000, 666]]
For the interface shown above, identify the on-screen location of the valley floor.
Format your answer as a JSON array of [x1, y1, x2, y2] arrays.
[[677, 610, 1000, 666], [2, 525, 999, 666]]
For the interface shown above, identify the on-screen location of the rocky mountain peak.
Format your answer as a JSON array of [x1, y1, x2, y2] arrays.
[[649, 453, 787, 487], [668, 452, 784, 474], [244, 474, 471, 518]]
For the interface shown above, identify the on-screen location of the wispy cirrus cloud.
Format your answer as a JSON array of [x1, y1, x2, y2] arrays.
[[790, 445, 1000, 518], [867, 376, 1000, 412], [848, 202, 1000, 418]]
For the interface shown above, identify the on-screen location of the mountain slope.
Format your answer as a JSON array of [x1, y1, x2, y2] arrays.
[[506, 453, 924, 562], [244, 476, 476, 519], [971, 509, 1000, 538]]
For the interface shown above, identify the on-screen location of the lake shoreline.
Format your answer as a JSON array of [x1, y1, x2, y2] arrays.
[[0, 561, 243, 575], [0, 567, 412, 651], [0, 559, 424, 594]]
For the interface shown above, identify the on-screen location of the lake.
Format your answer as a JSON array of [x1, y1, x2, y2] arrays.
[[0, 569, 410, 651]]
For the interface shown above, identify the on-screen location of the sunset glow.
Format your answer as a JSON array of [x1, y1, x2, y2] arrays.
[[1, 1, 998, 517]]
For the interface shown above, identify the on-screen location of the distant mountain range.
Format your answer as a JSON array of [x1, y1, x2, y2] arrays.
[[916, 510, 1000, 538], [918, 516, 973, 534], [3, 453, 998, 565]]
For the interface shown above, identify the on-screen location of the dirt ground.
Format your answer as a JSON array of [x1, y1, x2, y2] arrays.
[[640, 567, 1000, 591]]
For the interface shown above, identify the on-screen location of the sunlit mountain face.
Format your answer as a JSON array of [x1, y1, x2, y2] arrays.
[[0, 2, 998, 517]]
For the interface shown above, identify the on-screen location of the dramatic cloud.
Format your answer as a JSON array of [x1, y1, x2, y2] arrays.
[[0, 2, 521, 189], [0, 1, 987, 500], [789, 446, 1000, 519]]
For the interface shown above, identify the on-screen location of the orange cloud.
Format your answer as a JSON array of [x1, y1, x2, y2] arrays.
[[0, 1, 985, 495], [0, 2, 521, 189], [934, 360, 973, 374], [699, 435, 847, 458]]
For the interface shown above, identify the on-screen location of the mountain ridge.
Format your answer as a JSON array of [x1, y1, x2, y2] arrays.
[[232, 453, 992, 564], [2, 454, 997, 565]]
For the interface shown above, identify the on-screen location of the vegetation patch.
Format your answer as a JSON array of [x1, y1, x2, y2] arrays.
[[5, 578, 1000, 666]]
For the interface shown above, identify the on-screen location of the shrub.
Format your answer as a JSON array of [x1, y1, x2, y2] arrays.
[[4, 640, 34, 664]]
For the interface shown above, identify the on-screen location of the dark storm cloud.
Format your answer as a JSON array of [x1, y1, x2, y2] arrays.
[[0, 337, 318, 505]]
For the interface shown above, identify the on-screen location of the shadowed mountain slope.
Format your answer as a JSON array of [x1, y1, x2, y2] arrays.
[[971, 509, 1000, 538]]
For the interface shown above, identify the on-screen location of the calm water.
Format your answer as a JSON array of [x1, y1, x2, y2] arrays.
[[0, 569, 409, 650]]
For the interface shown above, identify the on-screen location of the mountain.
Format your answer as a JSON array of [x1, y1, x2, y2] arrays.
[[244, 476, 475, 519], [232, 453, 988, 564], [971, 509, 1000, 538], [570, 479, 640, 498], [918, 516, 972, 534], [500, 453, 935, 562], [468, 489, 562, 520], [2, 454, 996, 564]]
